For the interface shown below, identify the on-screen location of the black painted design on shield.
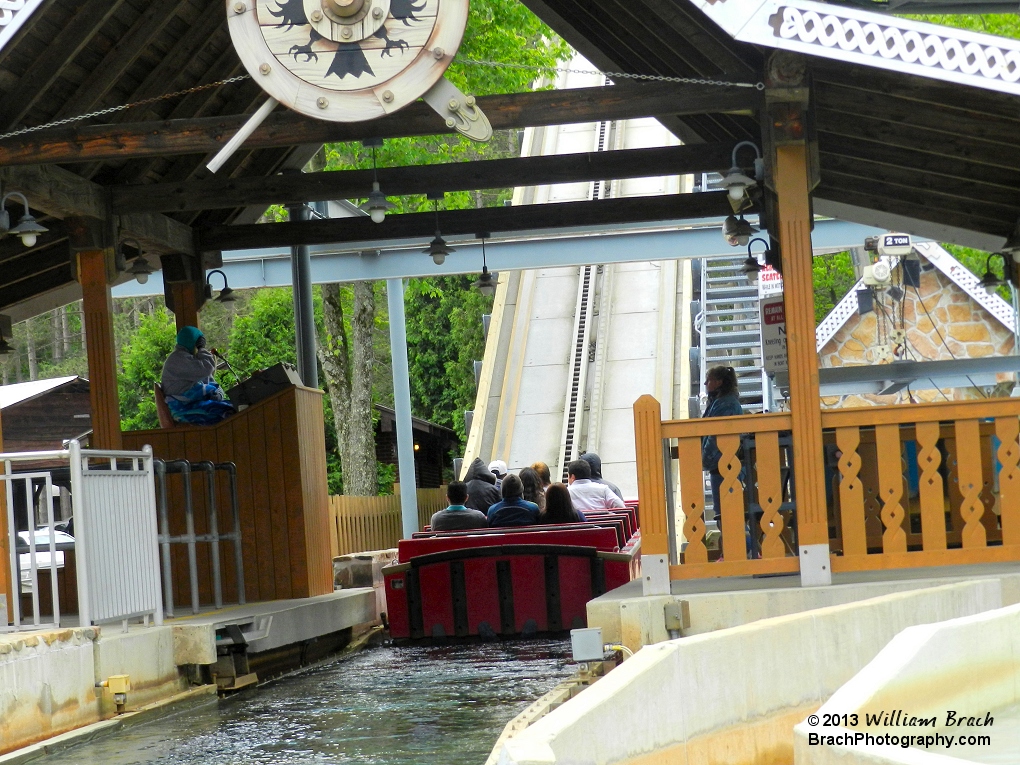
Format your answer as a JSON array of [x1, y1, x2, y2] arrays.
[[373, 27, 409, 56], [327, 43, 376, 78], [270, 0, 308, 29], [390, 0, 426, 25]]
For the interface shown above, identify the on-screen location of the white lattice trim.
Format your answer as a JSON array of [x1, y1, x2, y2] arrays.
[[912, 242, 1015, 330], [777, 7, 1020, 84], [0, 0, 44, 54], [691, 0, 1020, 97], [816, 277, 863, 352]]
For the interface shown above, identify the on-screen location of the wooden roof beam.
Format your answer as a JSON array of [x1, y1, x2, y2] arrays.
[[196, 190, 740, 251], [0, 165, 194, 256], [111, 142, 737, 214], [0, 82, 758, 167]]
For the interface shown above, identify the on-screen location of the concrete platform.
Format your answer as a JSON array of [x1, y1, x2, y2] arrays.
[[170, 588, 377, 666], [588, 561, 1020, 650]]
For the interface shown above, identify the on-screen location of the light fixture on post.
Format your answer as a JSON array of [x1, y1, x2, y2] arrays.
[[121, 238, 154, 284], [205, 269, 236, 303], [0, 191, 48, 247], [423, 194, 455, 265], [473, 233, 496, 297], [979, 252, 1015, 295], [359, 139, 395, 224], [742, 237, 769, 286], [722, 214, 757, 247], [720, 141, 763, 213], [0, 336, 12, 355]]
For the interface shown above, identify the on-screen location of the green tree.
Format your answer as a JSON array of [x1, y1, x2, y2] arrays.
[[118, 307, 177, 430], [314, 0, 569, 492], [813, 251, 858, 324], [404, 276, 492, 441]]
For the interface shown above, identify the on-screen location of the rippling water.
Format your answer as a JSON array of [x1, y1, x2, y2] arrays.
[[40, 639, 574, 765]]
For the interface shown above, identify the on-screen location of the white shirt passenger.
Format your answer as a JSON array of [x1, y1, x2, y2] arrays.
[[567, 478, 626, 512]]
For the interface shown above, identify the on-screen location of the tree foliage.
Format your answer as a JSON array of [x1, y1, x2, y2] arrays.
[[118, 307, 177, 431]]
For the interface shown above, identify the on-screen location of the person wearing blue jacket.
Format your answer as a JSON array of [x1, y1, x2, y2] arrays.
[[487, 474, 540, 527], [701, 365, 744, 549]]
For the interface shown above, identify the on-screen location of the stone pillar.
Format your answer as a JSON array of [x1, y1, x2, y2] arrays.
[[79, 249, 123, 450]]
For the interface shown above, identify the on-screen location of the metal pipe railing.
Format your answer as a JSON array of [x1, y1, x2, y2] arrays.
[[215, 462, 246, 606], [153, 459, 244, 616]]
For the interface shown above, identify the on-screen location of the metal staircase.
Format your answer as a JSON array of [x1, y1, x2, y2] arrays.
[[692, 256, 769, 412]]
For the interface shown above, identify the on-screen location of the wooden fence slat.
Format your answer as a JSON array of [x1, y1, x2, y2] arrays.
[[676, 437, 707, 564], [836, 426, 866, 556], [996, 416, 1020, 546], [875, 424, 907, 554], [915, 421, 946, 552], [955, 419, 987, 549], [717, 433, 745, 561], [755, 431, 785, 559]]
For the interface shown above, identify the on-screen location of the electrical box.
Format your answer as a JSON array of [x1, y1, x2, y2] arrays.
[[570, 627, 604, 662], [863, 260, 892, 286]]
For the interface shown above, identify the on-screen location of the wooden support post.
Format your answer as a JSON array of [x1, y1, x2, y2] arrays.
[[0, 412, 9, 623], [79, 249, 123, 450], [633, 394, 670, 594], [168, 282, 201, 331], [774, 143, 831, 585]]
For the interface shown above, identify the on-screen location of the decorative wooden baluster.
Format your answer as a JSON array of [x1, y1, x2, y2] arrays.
[[756, 430, 785, 559], [836, 426, 866, 557], [875, 424, 907, 553], [944, 437, 964, 543], [677, 437, 708, 564], [915, 421, 946, 552], [979, 429, 1000, 539], [996, 416, 1020, 547], [955, 419, 987, 549], [717, 433, 745, 562]]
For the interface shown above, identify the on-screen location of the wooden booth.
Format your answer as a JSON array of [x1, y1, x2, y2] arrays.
[[123, 385, 333, 608]]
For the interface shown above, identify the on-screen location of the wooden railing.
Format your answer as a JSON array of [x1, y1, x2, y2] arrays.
[[821, 398, 1020, 572], [328, 485, 448, 557], [634, 394, 1020, 581], [635, 395, 801, 580]]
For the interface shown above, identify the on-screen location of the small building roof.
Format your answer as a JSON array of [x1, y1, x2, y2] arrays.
[[0, 376, 80, 410]]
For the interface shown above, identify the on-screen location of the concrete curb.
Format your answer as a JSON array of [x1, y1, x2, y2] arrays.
[[0, 685, 217, 765]]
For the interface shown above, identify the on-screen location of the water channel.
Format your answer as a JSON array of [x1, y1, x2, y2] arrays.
[[38, 639, 574, 765]]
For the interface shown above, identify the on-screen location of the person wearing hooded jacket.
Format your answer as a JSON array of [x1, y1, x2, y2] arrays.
[[462, 457, 501, 514], [579, 452, 624, 499], [160, 326, 234, 425]]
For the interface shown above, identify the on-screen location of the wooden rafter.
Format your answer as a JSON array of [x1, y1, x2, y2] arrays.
[[0, 0, 126, 130], [111, 143, 738, 214], [196, 191, 740, 250], [0, 166, 194, 256], [50, 0, 195, 122], [0, 82, 757, 167]]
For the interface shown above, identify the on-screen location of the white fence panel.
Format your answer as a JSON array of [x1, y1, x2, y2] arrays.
[[74, 443, 163, 626]]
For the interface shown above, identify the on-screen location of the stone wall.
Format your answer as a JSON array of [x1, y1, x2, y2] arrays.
[[819, 268, 1015, 408]]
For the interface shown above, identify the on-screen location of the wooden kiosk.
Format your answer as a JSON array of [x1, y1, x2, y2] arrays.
[[123, 385, 334, 608]]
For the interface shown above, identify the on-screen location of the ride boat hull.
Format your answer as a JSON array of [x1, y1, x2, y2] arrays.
[[383, 509, 640, 640]]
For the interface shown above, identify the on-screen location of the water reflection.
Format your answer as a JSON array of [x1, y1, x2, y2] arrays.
[[40, 640, 573, 765]]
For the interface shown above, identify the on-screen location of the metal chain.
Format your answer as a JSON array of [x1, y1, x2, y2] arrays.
[[457, 56, 764, 89], [0, 57, 762, 144], [0, 74, 252, 142]]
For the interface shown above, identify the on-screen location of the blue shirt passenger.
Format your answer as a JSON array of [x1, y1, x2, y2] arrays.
[[486, 473, 540, 527]]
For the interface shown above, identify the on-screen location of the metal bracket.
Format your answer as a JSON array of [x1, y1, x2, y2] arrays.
[[799, 543, 832, 587], [422, 76, 492, 143], [641, 554, 670, 596]]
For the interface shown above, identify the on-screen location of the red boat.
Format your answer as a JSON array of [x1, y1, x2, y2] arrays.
[[383, 504, 641, 640]]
